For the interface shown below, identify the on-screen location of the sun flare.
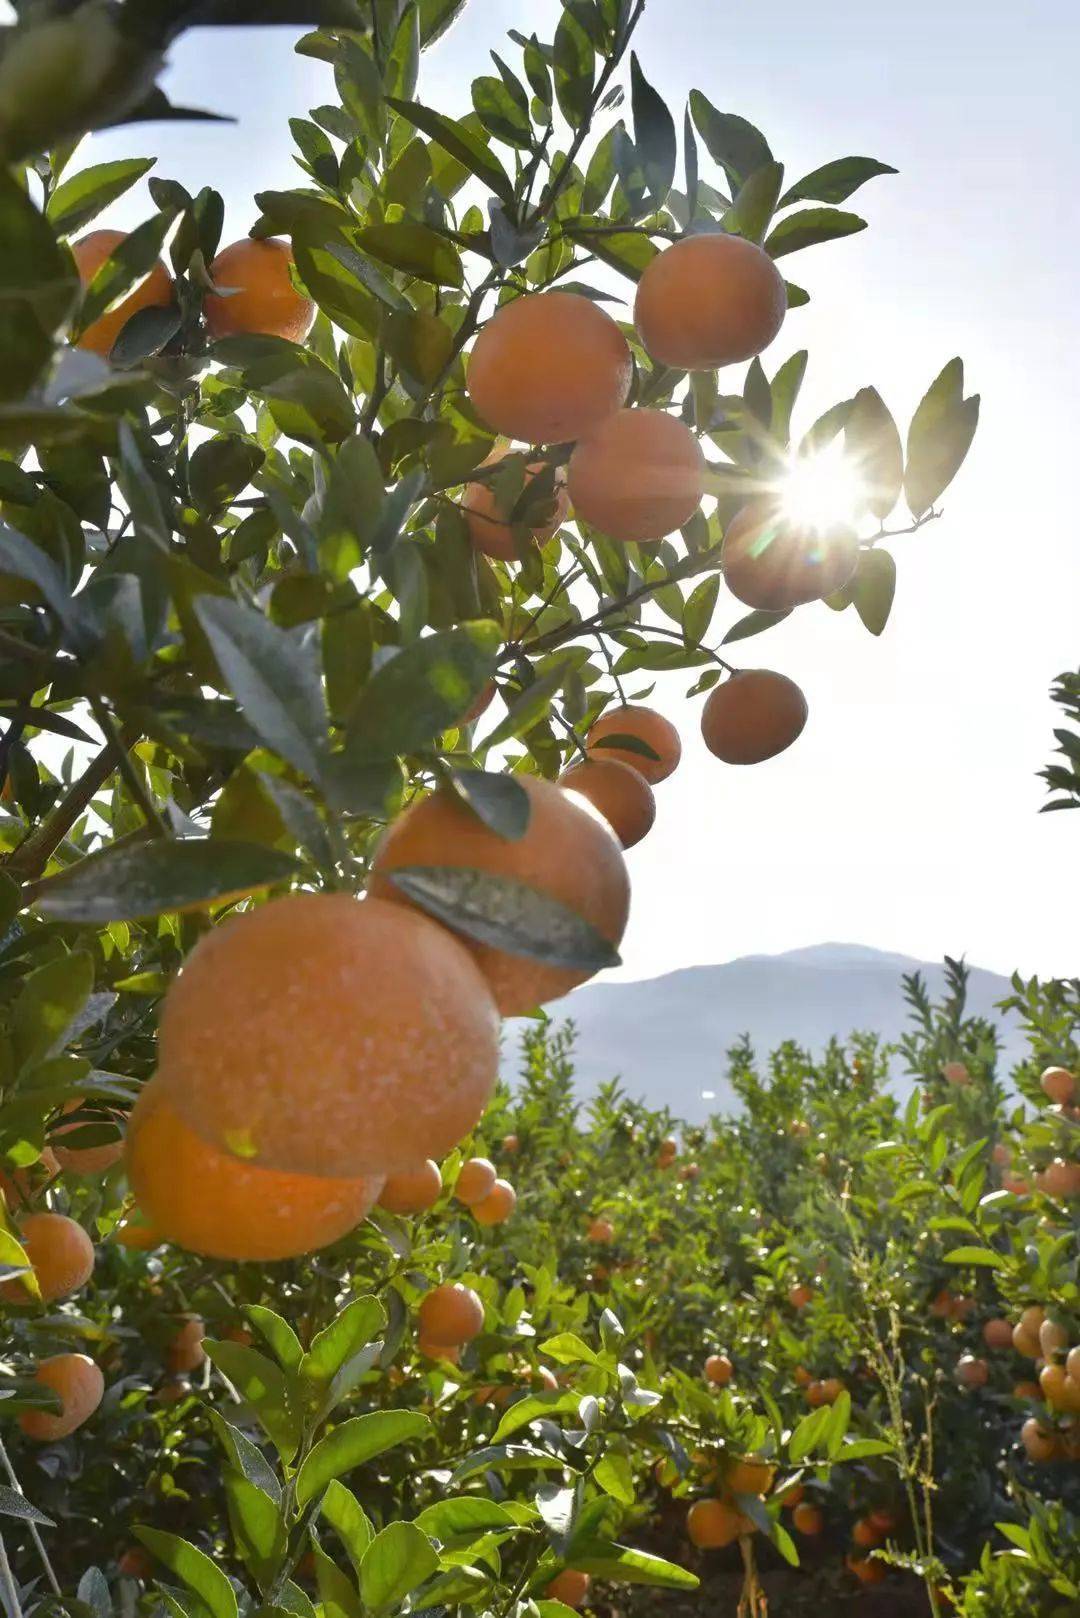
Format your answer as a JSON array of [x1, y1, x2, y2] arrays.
[[777, 446, 866, 534]]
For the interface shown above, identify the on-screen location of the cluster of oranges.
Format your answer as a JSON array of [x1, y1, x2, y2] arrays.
[[1005, 1305, 1080, 1462]]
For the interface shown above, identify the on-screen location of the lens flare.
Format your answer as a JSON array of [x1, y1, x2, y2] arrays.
[[778, 446, 865, 534]]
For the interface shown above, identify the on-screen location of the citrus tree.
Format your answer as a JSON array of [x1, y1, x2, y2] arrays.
[[0, 0, 989, 1615]]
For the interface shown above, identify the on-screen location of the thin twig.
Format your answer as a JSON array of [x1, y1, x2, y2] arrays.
[[0, 1438, 59, 1596], [88, 697, 168, 839], [0, 1525, 22, 1618], [5, 720, 141, 882]]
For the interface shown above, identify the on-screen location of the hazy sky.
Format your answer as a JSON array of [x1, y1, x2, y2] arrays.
[[88, 0, 1080, 984]]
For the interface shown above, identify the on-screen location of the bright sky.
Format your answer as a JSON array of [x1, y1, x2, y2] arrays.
[[88, 0, 1080, 984]]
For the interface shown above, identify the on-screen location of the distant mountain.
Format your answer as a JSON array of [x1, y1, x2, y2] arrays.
[[505, 944, 1022, 1123]]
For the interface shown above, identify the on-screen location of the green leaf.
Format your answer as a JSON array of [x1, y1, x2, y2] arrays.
[[731, 161, 784, 244], [553, 9, 594, 128], [594, 1452, 635, 1505], [47, 159, 157, 237], [226, 1473, 286, 1586], [246, 1306, 304, 1374], [380, 307, 453, 385], [769, 350, 808, 444], [788, 1405, 831, 1463], [492, 1393, 577, 1443], [688, 92, 771, 190], [296, 1412, 431, 1507], [195, 596, 329, 780], [449, 1445, 569, 1486], [31, 838, 298, 922], [852, 548, 895, 637], [13, 951, 93, 1069], [414, 1497, 521, 1544], [721, 607, 791, 644], [387, 866, 621, 972], [73, 209, 177, 340], [301, 1295, 385, 1388], [944, 1246, 1006, 1269], [904, 357, 979, 517], [385, 98, 515, 206], [765, 208, 866, 260], [359, 1522, 438, 1612], [450, 770, 530, 839], [570, 1542, 698, 1590], [313, 1548, 362, 1618], [203, 1341, 303, 1462], [629, 53, 676, 207], [346, 622, 499, 759], [206, 1412, 282, 1501], [321, 1481, 374, 1575], [537, 1333, 601, 1367], [0, 1486, 53, 1526], [134, 1529, 239, 1618], [845, 386, 902, 519], [472, 73, 532, 148], [779, 157, 896, 208], [189, 437, 264, 513], [356, 223, 463, 288], [0, 524, 83, 642], [0, 170, 79, 401], [683, 576, 720, 645]]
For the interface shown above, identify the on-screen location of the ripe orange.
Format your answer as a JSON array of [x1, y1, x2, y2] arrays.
[[417, 1282, 484, 1347], [701, 669, 808, 765], [1013, 1307, 1045, 1358], [0, 1211, 94, 1302], [634, 232, 787, 370], [1037, 1157, 1080, 1198], [1039, 1318, 1069, 1358], [367, 779, 629, 1017], [956, 1355, 989, 1389], [464, 456, 568, 561], [559, 758, 656, 851], [502, 1133, 520, 1155], [1040, 1363, 1080, 1414], [455, 1157, 497, 1207], [723, 504, 858, 611], [680, 1161, 700, 1181], [992, 1142, 1011, 1167], [127, 1078, 382, 1260], [378, 1160, 443, 1215], [117, 1547, 154, 1580], [1067, 1345, 1080, 1383], [467, 291, 632, 444], [168, 1318, 206, 1374], [704, 1354, 733, 1387], [1040, 1065, 1075, 1104], [1021, 1417, 1059, 1463], [115, 1211, 159, 1250], [846, 1555, 885, 1586], [686, 1497, 750, 1549], [204, 237, 315, 343], [792, 1502, 824, 1536], [158, 893, 499, 1177], [418, 1337, 461, 1364], [545, 1570, 591, 1609], [779, 1483, 805, 1508], [473, 1178, 517, 1226], [942, 1061, 971, 1086], [869, 1508, 899, 1534], [0, 1147, 59, 1208], [788, 1283, 813, 1311], [725, 1456, 774, 1496], [19, 1354, 104, 1440], [983, 1317, 1015, 1351], [71, 229, 173, 357], [50, 1099, 124, 1175], [585, 704, 681, 785], [852, 1517, 883, 1548], [567, 409, 706, 542], [1013, 1380, 1042, 1400]]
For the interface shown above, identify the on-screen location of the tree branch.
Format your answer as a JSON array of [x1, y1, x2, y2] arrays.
[[5, 721, 142, 882]]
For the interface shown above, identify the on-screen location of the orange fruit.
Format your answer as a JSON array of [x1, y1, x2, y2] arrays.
[[1040, 1065, 1076, 1104], [19, 1353, 104, 1440], [1012, 1380, 1042, 1400], [793, 1366, 812, 1388], [687, 1497, 752, 1548], [467, 291, 632, 444], [168, 1318, 206, 1374], [846, 1555, 885, 1586], [418, 1336, 461, 1364], [204, 237, 315, 343], [71, 229, 173, 357], [0, 1147, 59, 1208], [788, 1284, 813, 1311], [725, 1456, 774, 1496], [367, 779, 629, 1017], [545, 1571, 591, 1609], [115, 1212, 159, 1250], [158, 893, 499, 1177], [127, 1078, 382, 1260], [1067, 1345, 1080, 1383], [117, 1547, 154, 1580], [701, 669, 808, 765], [0, 1211, 94, 1302], [417, 1282, 484, 1347], [455, 1157, 497, 1207], [567, 409, 706, 542], [559, 758, 656, 851], [587, 1216, 615, 1244], [779, 1483, 805, 1509], [680, 1161, 700, 1181], [464, 456, 568, 560], [992, 1142, 1011, 1167], [1021, 1417, 1059, 1462], [502, 1133, 520, 1155], [378, 1160, 443, 1215], [704, 1354, 733, 1387], [473, 1178, 517, 1226], [585, 704, 681, 785], [723, 503, 858, 611], [982, 1317, 1014, 1351], [869, 1509, 899, 1533], [792, 1502, 824, 1536], [1037, 1157, 1080, 1198], [1013, 1308, 1044, 1358], [634, 232, 787, 370], [942, 1061, 971, 1086], [50, 1099, 124, 1175], [1040, 1363, 1080, 1414], [956, 1355, 989, 1389], [1040, 1318, 1069, 1358], [852, 1517, 883, 1549]]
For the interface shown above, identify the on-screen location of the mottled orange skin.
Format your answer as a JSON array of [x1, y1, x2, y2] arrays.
[[19, 1354, 104, 1440], [585, 704, 681, 785], [455, 1157, 497, 1207], [701, 669, 808, 765], [568, 409, 705, 542], [417, 1282, 484, 1346], [127, 1078, 382, 1260], [467, 291, 632, 444], [634, 233, 787, 370], [473, 1178, 516, 1225], [0, 1212, 94, 1302], [158, 893, 499, 1178], [71, 229, 173, 357], [368, 778, 630, 1018], [378, 1160, 443, 1215], [725, 1456, 775, 1496], [1041, 1066, 1076, 1104], [686, 1497, 754, 1548], [204, 238, 315, 343], [464, 457, 569, 560], [983, 1317, 1015, 1351]]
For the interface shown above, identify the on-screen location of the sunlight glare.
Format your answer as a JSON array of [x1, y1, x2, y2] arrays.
[[778, 447, 866, 534]]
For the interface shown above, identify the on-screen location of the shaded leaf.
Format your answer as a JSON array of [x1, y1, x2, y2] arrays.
[[31, 838, 298, 922]]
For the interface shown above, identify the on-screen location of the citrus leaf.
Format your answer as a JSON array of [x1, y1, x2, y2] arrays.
[[765, 208, 866, 259], [450, 770, 531, 840], [31, 838, 298, 922], [385, 98, 515, 206], [779, 156, 896, 207], [359, 1522, 438, 1612], [346, 623, 499, 758], [904, 357, 980, 517], [134, 1529, 238, 1618], [296, 1412, 431, 1507]]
